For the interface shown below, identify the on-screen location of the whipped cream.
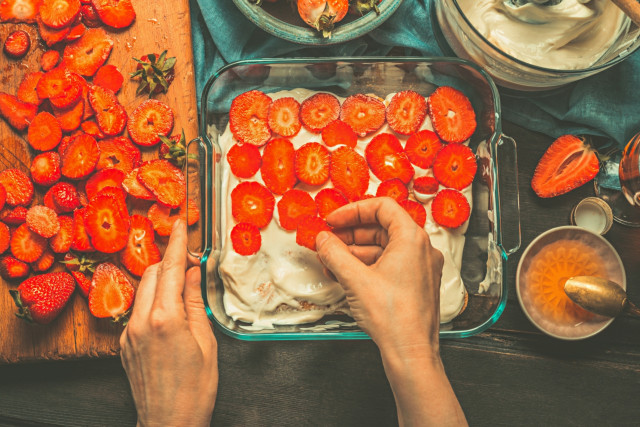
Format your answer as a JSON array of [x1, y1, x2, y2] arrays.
[[216, 89, 471, 328], [458, 0, 628, 70]]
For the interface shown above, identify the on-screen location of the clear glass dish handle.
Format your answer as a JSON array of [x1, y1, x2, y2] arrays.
[[186, 136, 213, 260], [495, 134, 521, 255]]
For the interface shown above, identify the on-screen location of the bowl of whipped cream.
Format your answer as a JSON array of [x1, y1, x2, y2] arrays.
[[434, 0, 640, 91]]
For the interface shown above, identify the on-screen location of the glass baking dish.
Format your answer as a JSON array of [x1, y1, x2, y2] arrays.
[[188, 58, 521, 340]]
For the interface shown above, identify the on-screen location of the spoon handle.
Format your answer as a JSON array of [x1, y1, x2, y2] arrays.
[[611, 0, 640, 27], [625, 300, 640, 317]]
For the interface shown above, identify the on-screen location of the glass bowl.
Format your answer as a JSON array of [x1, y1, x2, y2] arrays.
[[189, 57, 521, 340], [434, 0, 640, 91]]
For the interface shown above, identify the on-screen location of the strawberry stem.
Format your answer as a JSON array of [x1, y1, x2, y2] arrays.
[[9, 290, 33, 323]]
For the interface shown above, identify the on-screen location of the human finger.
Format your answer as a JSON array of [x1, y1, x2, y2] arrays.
[[128, 263, 161, 324], [333, 224, 389, 248], [316, 231, 370, 291], [347, 245, 384, 265], [153, 220, 188, 310], [183, 266, 214, 347], [326, 197, 415, 233]]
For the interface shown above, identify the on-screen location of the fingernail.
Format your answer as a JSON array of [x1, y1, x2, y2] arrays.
[[316, 231, 329, 248], [172, 219, 181, 232]]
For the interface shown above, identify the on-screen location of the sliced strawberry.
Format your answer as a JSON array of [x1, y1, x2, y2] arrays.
[[431, 189, 470, 228], [340, 94, 385, 136], [0, 92, 37, 130], [120, 215, 160, 277], [3, 30, 30, 58], [91, 0, 135, 28], [294, 142, 331, 186], [81, 120, 104, 139], [88, 85, 126, 135], [0, 185, 5, 212], [37, 16, 71, 46], [122, 168, 154, 200], [95, 186, 128, 218], [49, 215, 73, 253], [277, 189, 317, 231], [432, 143, 477, 190], [85, 168, 124, 200], [39, 0, 81, 28], [17, 72, 43, 106], [229, 90, 272, 146], [376, 178, 408, 202], [127, 99, 173, 146], [40, 50, 60, 71], [26, 205, 60, 238], [65, 23, 86, 41], [32, 249, 55, 272], [81, 3, 101, 27], [58, 135, 74, 156], [84, 192, 129, 253], [365, 133, 414, 184], [27, 111, 62, 151], [330, 146, 369, 201], [315, 188, 348, 219], [30, 152, 61, 186], [0, 222, 9, 254], [413, 176, 439, 195], [36, 68, 82, 109], [137, 160, 186, 209], [11, 223, 47, 263], [531, 135, 600, 198], [61, 134, 100, 179], [300, 92, 340, 133], [0, 255, 29, 280], [49, 182, 80, 212], [147, 199, 199, 236], [53, 98, 84, 132], [1, 206, 28, 225], [322, 119, 357, 148], [89, 262, 135, 320], [404, 130, 443, 169], [399, 199, 427, 228], [0, 169, 34, 207], [260, 138, 296, 195], [227, 143, 261, 179], [71, 270, 92, 297], [62, 28, 113, 76], [93, 64, 123, 93], [296, 215, 331, 251], [0, 0, 40, 22], [428, 86, 477, 143], [385, 90, 427, 135], [71, 207, 93, 251], [230, 222, 261, 256], [43, 189, 61, 214], [231, 181, 275, 229], [267, 97, 301, 137], [97, 137, 139, 174]]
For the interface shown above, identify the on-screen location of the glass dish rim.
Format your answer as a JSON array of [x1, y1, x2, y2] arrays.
[[198, 56, 510, 340]]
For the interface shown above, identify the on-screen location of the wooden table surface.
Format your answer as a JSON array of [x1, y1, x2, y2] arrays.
[[0, 120, 638, 426]]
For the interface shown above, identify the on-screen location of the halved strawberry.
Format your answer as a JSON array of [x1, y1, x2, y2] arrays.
[[137, 160, 186, 209], [0, 92, 37, 130], [0, 222, 9, 254], [1, 206, 28, 225], [404, 129, 443, 169], [37, 16, 71, 46], [39, 0, 81, 28], [93, 64, 123, 93], [0, 255, 29, 280], [81, 3, 101, 27], [89, 262, 135, 320], [62, 28, 113, 76], [295, 142, 330, 186], [427, 86, 477, 143], [227, 143, 261, 179], [0, 169, 34, 207], [85, 168, 124, 200], [300, 92, 340, 133], [340, 94, 385, 136], [97, 137, 139, 173], [40, 50, 60, 71], [71, 207, 93, 251], [11, 223, 47, 263], [399, 199, 427, 228], [127, 99, 173, 146], [30, 152, 61, 186], [88, 85, 127, 135], [376, 178, 408, 202], [322, 119, 357, 148], [231, 181, 275, 229], [229, 90, 272, 146], [531, 135, 600, 198], [61, 134, 100, 179], [267, 97, 301, 137], [17, 72, 43, 106], [81, 120, 104, 139], [120, 215, 160, 277], [386, 90, 427, 135], [260, 138, 297, 195], [431, 189, 470, 228], [65, 23, 86, 42], [71, 271, 91, 298], [432, 143, 477, 190], [3, 30, 30, 58], [84, 192, 129, 253], [32, 249, 56, 272], [277, 189, 317, 231], [91, 0, 135, 28], [122, 168, 154, 200], [27, 112, 62, 151], [0, 0, 40, 22], [330, 146, 369, 201], [36, 68, 82, 109], [296, 215, 331, 251], [315, 188, 348, 219], [49, 182, 80, 212], [53, 98, 84, 132], [413, 176, 439, 195], [147, 200, 199, 236], [49, 215, 73, 253], [365, 133, 414, 184], [230, 222, 261, 256]]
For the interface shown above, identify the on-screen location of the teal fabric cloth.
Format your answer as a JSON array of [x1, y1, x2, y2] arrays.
[[190, 0, 640, 147]]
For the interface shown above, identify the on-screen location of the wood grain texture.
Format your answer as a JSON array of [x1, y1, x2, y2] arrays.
[[0, 0, 198, 364]]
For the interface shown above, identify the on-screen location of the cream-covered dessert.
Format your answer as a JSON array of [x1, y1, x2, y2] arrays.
[[458, 0, 629, 70], [217, 88, 473, 328]]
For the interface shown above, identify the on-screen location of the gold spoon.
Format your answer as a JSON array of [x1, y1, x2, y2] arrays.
[[564, 276, 640, 318]]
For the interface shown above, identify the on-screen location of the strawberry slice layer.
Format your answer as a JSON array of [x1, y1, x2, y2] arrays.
[[137, 160, 186, 209], [277, 189, 317, 231], [63, 28, 114, 77], [432, 143, 477, 190], [340, 94, 385, 136], [296, 215, 331, 251], [428, 86, 477, 143], [386, 90, 427, 135], [431, 189, 470, 229], [268, 97, 301, 137], [229, 90, 272, 146], [230, 222, 261, 256], [300, 92, 340, 133], [84, 193, 130, 253], [128, 99, 174, 147], [295, 142, 330, 186], [260, 138, 297, 195], [365, 133, 414, 184], [330, 146, 369, 201], [227, 143, 261, 179], [231, 181, 275, 229]]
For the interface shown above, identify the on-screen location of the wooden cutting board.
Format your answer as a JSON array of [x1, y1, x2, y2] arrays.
[[0, 0, 199, 364]]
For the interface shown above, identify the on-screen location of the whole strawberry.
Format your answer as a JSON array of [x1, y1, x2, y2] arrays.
[[10, 272, 75, 324]]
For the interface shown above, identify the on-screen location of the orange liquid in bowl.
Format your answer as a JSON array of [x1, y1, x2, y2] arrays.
[[526, 239, 608, 324]]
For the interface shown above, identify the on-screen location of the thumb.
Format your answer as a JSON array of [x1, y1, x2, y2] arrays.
[[316, 231, 370, 293], [183, 266, 215, 346]]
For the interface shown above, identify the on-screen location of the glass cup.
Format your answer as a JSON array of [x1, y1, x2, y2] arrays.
[[619, 132, 640, 208]]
